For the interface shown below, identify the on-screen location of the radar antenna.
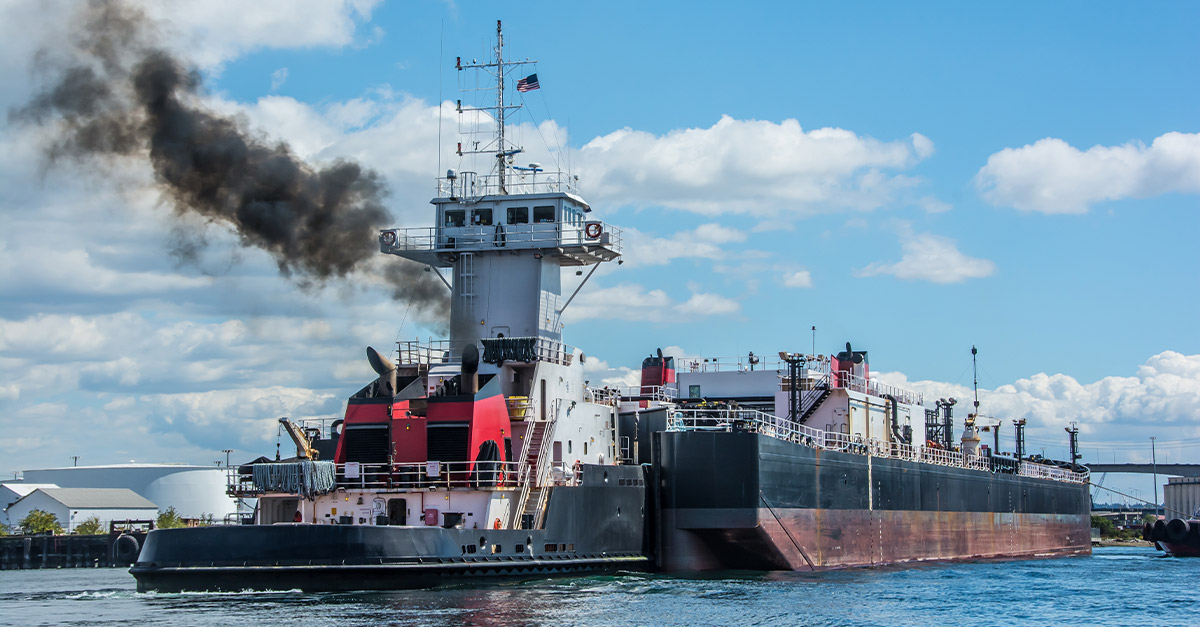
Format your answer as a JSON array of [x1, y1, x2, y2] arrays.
[[454, 20, 537, 195]]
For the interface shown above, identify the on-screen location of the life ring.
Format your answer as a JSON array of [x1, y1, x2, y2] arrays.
[[584, 222, 602, 239], [493, 518, 502, 530]]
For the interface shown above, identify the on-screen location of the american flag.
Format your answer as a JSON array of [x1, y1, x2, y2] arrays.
[[516, 73, 540, 92]]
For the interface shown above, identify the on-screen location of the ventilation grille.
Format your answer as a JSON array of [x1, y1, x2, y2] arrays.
[[342, 426, 389, 464], [427, 424, 470, 462]]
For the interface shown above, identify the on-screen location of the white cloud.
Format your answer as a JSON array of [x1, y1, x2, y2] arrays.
[[917, 196, 951, 213], [270, 67, 288, 91], [578, 116, 933, 215], [874, 351, 1200, 460], [856, 233, 995, 284], [781, 269, 813, 289], [563, 283, 740, 324], [619, 223, 748, 268], [139, 0, 382, 69], [975, 132, 1200, 213]]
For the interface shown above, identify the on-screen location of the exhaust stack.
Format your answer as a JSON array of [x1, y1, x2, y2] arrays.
[[366, 346, 397, 397], [461, 343, 480, 395]]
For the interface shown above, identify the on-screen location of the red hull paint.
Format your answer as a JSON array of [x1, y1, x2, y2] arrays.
[[660, 508, 1091, 571], [1159, 541, 1200, 557]]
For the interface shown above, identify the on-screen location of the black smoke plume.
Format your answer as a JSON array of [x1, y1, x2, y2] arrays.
[[12, 0, 447, 322]]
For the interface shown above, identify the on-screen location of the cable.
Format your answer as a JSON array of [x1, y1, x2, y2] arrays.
[[1088, 481, 1188, 518]]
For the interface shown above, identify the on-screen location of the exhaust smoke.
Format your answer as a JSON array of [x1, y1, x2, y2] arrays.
[[11, 0, 448, 320]]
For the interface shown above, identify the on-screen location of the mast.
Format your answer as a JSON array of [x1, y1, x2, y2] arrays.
[[454, 20, 534, 196], [971, 345, 980, 415], [495, 20, 506, 194]]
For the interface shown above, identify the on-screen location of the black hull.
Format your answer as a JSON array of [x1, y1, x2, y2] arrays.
[[132, 464, 647, 592], [653, 431, 1091, 570], [132, 555, 648, 592]]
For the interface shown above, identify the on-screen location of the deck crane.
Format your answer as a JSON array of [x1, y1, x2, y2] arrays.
[[278, 416, 319, 460]]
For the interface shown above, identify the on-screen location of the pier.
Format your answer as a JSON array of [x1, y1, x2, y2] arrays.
[[0, 531, 148, 570]]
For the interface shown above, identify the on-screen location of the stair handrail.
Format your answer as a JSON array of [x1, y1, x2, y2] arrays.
[[509, 463, 534, 528], [797, 371, 831, 422], [528, 399, 561, 528]]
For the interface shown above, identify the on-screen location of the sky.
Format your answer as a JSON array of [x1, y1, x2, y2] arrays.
[[1, 0, 1197, 506]]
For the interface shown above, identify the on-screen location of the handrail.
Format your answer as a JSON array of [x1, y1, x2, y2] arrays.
[[394, 337, 576, 367], [436, 169, 581, 198], [529, 399, 563, 528], [665, 409, 1087, 484], [837, 372, 924, 406], [228, 460, 584, 496], [797, 372, 831, 420], [611, 384, 677, 402], [382, 222, 623, 255]]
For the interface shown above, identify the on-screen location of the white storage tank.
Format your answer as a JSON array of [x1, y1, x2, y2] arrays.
[[19, 464, 236, 520]]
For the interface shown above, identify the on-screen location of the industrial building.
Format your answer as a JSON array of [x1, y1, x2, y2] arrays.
[[0, 483, 58, 529], [5, 488, 158, 533], [1165, 476, 1200, 519]]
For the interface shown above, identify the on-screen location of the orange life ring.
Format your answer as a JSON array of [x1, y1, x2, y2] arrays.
[[585, 222, 602, 239], [493, 518, 502, 530]]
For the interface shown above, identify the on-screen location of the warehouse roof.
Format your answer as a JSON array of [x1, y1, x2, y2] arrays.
[[1, 483, 59, 498], [23, 488, 157, 509]]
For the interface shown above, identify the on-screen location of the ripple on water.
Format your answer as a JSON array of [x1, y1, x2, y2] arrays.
[[0, 547, 1195, 627]]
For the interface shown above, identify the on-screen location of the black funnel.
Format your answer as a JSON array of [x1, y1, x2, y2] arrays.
[[366, 346, 397, 397], [461, 343, 479, 394]]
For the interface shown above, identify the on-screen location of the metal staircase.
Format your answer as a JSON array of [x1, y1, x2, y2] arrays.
[[510, 399, 559, 529], [797, 373, 832, 425]]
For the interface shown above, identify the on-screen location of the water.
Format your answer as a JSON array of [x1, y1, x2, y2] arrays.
[[1, 547, 1195, 626]]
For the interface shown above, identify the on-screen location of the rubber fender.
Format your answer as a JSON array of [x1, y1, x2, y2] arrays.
[[1141, 522, 1154, 541], [114, 534, 140, 564], [1152, 519, 1168, 542], [1166, 518, 1191, 543]]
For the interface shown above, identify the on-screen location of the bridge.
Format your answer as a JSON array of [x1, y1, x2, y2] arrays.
[[1085, 463, 1200, 476]]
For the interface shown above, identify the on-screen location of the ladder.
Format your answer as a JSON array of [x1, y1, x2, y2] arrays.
[[457, 252, 475, 316], [510, 399, 559, 529]]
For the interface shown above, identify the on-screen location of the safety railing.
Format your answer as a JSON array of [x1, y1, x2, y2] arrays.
[[380, 221, 622, 256], [436, 169, 581, 198], [229, 460, 585, 496], [394, 337, 576, 368], [665, 409, 1086, 484], [837, 372, 924, 406], [1019, 461, 1087, 483], [396, 339, 456, 366], [606, 384, 677, 404]]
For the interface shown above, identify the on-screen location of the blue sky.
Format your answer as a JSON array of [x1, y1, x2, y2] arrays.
[[1, 0, 1197, 504]]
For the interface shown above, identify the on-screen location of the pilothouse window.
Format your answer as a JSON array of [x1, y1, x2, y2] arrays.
[[473, 208, 493, 225], [533, 206, 555, 223], [507, 207, 529, 224], [445, 210, 465, 227]]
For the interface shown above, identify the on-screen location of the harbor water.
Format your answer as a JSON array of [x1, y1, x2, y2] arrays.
[[0, 546, 1195, 626]]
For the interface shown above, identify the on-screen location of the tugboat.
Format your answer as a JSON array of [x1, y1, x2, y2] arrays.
[[131, 21, 647, 593], [1144, 515, 1200, 557]]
